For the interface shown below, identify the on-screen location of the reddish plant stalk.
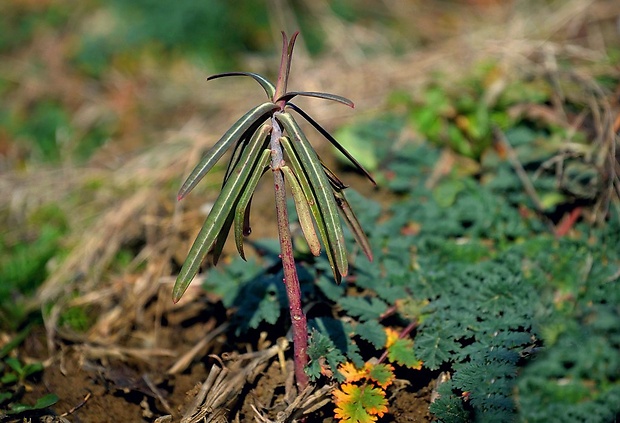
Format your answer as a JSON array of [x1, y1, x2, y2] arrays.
[[270, 116, 309, 390], [271, 31, 309, 390]]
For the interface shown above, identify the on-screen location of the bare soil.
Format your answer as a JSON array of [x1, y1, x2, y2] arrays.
[[17, 282, 434, 422]]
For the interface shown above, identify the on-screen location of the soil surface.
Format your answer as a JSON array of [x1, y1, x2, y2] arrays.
[[16, 301, 433, 423], [9, 171, 433, 423]]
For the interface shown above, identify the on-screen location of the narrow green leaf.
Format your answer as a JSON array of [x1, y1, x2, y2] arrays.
[[177, 102, 277, 200], [0, 324, 32, 359], [4, 394, 59, 415], [280, 136, 341, 283], [222, 119, 261, 186], [210, 207, 236, 266], [278, 91, 354, 108], [321, 160, 348, 191], [282, 165, 321, 256], [207, 72, 276, 99], [334, 190, 373, 262], [173, 123, 272, 302], [234, 148, 271, 259], [287, 102, 376, 185], [277, 112, 348, 278]]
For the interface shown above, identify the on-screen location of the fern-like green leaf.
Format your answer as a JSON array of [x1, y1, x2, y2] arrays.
[[333, 383, 388, 423], [339, 297, 387, 322], [387, 338, 422, 369], [354, 320, 386, 349]]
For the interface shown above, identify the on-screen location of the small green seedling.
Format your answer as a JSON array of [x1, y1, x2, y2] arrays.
[[1, 327, 59, 419], [173, 31, 374, 389]]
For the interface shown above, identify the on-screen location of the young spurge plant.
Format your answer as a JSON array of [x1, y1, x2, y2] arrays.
[[173, 32, 374, 389]]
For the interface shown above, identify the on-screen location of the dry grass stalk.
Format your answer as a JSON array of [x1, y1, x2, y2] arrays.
[[179, 339, 291, 423]]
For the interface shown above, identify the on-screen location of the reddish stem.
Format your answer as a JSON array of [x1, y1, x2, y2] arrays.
[[270, 115, 309, 390], [274, 31, 299, 110]]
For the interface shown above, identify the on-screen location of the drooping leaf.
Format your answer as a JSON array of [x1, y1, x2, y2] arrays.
[[322, 160, 349, 191], [177, 102, 277, 200], [234, 148, 271, 259], [277, 112, 348, 278], [280, 135, 341, 283], [329, 123, 380, 175], [334, 190, 373, 262], [278, 91, 354, 108], [173, 124, 272, 302], [222, 117, 267, 185], [210, 205, 236, 266], [287, 102, 376, 185], [282, 165, 321, 256], [206, 72, 276, 99]]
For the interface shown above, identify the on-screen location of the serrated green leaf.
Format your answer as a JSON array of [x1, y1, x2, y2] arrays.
[[177, 102, 276, 200], [388, 338, 422, 369], [354, 320, 386, 349], [429, 383, 471, 423], [415, 330, 458, 370], [306, 329, 346, 382], [309, 317, 364, 368], [339, 297, 387, 322], [251, 290, 281, 327], [368, 363, 395, 388], [334, 384, 388, 422]]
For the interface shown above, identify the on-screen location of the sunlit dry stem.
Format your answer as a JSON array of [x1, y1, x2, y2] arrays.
[[270, 115, 309, 390]]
